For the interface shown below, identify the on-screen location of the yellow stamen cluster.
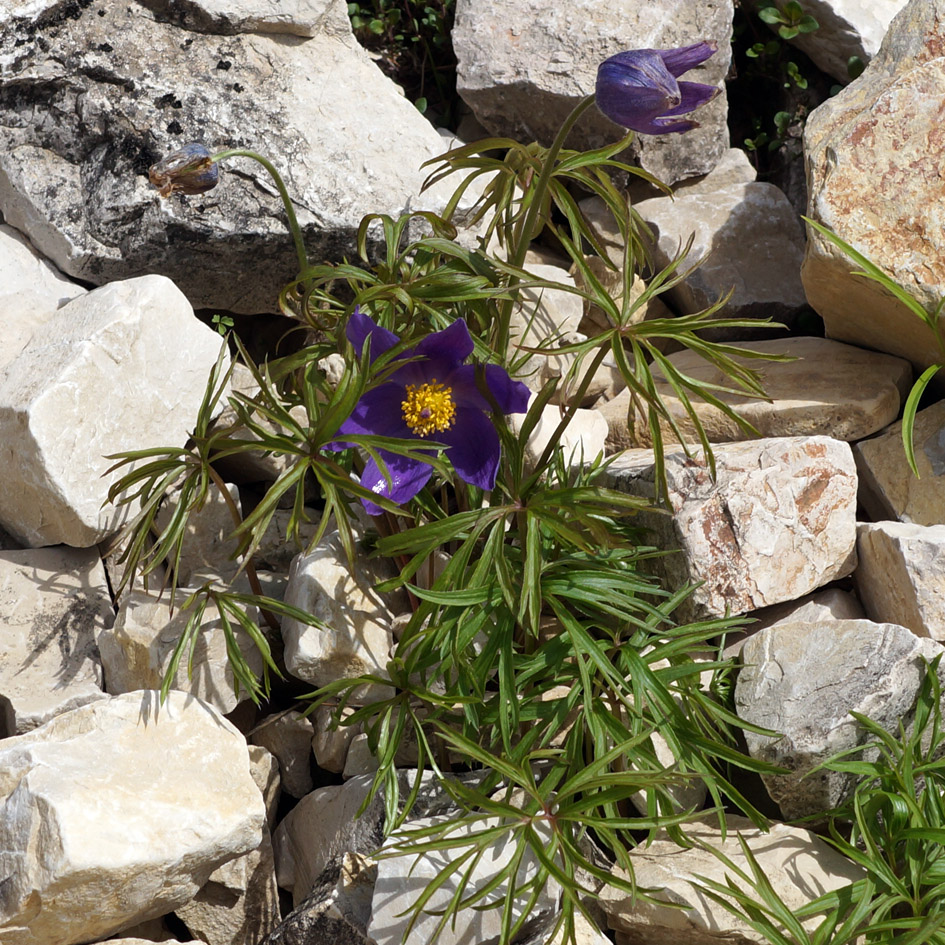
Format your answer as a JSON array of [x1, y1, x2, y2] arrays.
[[402, 380, 456, 437]]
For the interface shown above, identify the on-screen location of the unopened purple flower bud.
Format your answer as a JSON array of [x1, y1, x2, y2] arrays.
[[148, 143, 220, 197], [596, 41, 719, 135]]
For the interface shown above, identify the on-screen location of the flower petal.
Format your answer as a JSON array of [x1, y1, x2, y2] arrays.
[[448, 364, 531, 415], [337, 384, 411, 440], [440, 408, 501, 491], [660, 80, 720, 118], [346, 308, 400, 362], [359, 450, 434, 515], [658, 40, 718, 79], [388, 318, 475, 388]]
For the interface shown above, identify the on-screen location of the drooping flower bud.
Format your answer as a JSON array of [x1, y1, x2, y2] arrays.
[[595, 41, 719, 135], [148, 143, 220, 197]]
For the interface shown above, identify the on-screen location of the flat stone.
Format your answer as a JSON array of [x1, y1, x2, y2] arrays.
[[137, 0, 347, 37], [98, 588, 264, 715], [735, 618, 943, 819], [250, 710, 314, 799], [633, 336, 910, 446], [605, 436, 858, 620], [856, 521, 945, 641], [599, 816, 864, 943], [633, 182, 808, 336], [0, 275, 226, 547], [453, 0, 733, 185], [854, 399, 945, 524], [0, 546, 112, 736], [0, 691, 265, 945], [803, 0, 945, 375]]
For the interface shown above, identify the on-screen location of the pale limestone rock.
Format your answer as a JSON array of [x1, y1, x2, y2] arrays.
[[109, 938, 202, 945], [453, 0, 733, 185], [856, 521, 945, 641], [250, 710, 314, 799], [0, 546, 112, 736], [803, 0, 945, 374], [634, 182, 808, 335], [755, 0, 909, 82], [854, 399, 945, 525], [599, 817, 865, 943], [508, 397, 608, 474], [155, 483, 242, 586], [0, 224, 85, 373], [368, 817, 558, 945], [138, 0, 349, 37], [311, 704, 361, 774], [672, 146, 758, 195], [604, 437, 858, 620], [281, 531, 401, 702], [248, 743, 281, 830], [176, 828, 281, 945], [735, 618, 943, 819], [0, 275, 227, 547], [342, 733, 378, 779], [253, 510, 320, 574], [98, 589, 264, 715], [0, 691, 265, 945], [629, 336, 910, 447]]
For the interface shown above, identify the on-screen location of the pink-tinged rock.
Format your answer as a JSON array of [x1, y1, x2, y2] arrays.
[[803, 0, 945, 374], [605, 436, 858, 620]]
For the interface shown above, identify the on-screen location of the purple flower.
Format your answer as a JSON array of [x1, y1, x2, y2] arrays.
[[595, 41, 719, 135], [337, 310, 530, 515], [149, 143, 220, 197]]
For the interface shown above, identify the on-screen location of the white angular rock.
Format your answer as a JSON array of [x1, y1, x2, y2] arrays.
[[138, 0, 349, 37], [508, 397, 608, 474], [0, 223, 85, 373], [735, 618, 943, 819], [281, 531, 401, 701], [803, 0, 945, 374], [605, 437, 859, 620], [0, 275, 227, 547], [0, 691, 266, 945], [0, 546, 112, 737], [599, 816, 865, 943], [755, 0, 909, 82], [633, 182, 808, 335], [250, 709, 314, 799], [854, 399, 945, 525], [368, 817, 558, 945], [98, 588, 264, 715], [248, 743, 281, 830], [453, 0, 733, 185], [856, 521, 945, 641]]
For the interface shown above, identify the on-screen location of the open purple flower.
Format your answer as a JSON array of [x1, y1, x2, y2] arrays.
[[595, 41, 719, 135], [337, 310, 530, 515]]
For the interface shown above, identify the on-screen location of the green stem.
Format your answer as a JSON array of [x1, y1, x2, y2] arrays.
[[497, 95, 597, 355], [211, 148, 312, 284]]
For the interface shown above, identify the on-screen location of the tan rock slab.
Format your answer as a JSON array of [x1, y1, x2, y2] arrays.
[[854, 399, 945, 524], [605, 436, 858, 620], [0, 546, 112, 736]]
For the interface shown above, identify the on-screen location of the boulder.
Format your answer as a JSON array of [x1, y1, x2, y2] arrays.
[[735, 618, 943, 819], [618, 336, 910, 447], [605, 436, 858, 620], [802, 0, 945, 374], [633, 182, 808, 335], [0, 1, 470, 313], [0, 691, 265, 945], [0, 223, 86, 373], [0, 275, 226, 547], [0, 546, 112, 736], [854, 399, 945, 525], [250, 709, 315, 799], [137, 0, 349, 37], [452, 0, 733, 185], [856, 521, 945, 641], [97, 588, 264, 715], [599, 817, 865, 943]]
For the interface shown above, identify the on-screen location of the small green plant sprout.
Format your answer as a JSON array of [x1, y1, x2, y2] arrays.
[[757, 1, 819, 41], [210, 313, 234, 335], [805, 217, 945, 477]]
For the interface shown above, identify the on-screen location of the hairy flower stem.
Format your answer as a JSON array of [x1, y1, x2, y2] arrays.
[[497, 95, 597, 355], [211, 148, 312, 286]]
